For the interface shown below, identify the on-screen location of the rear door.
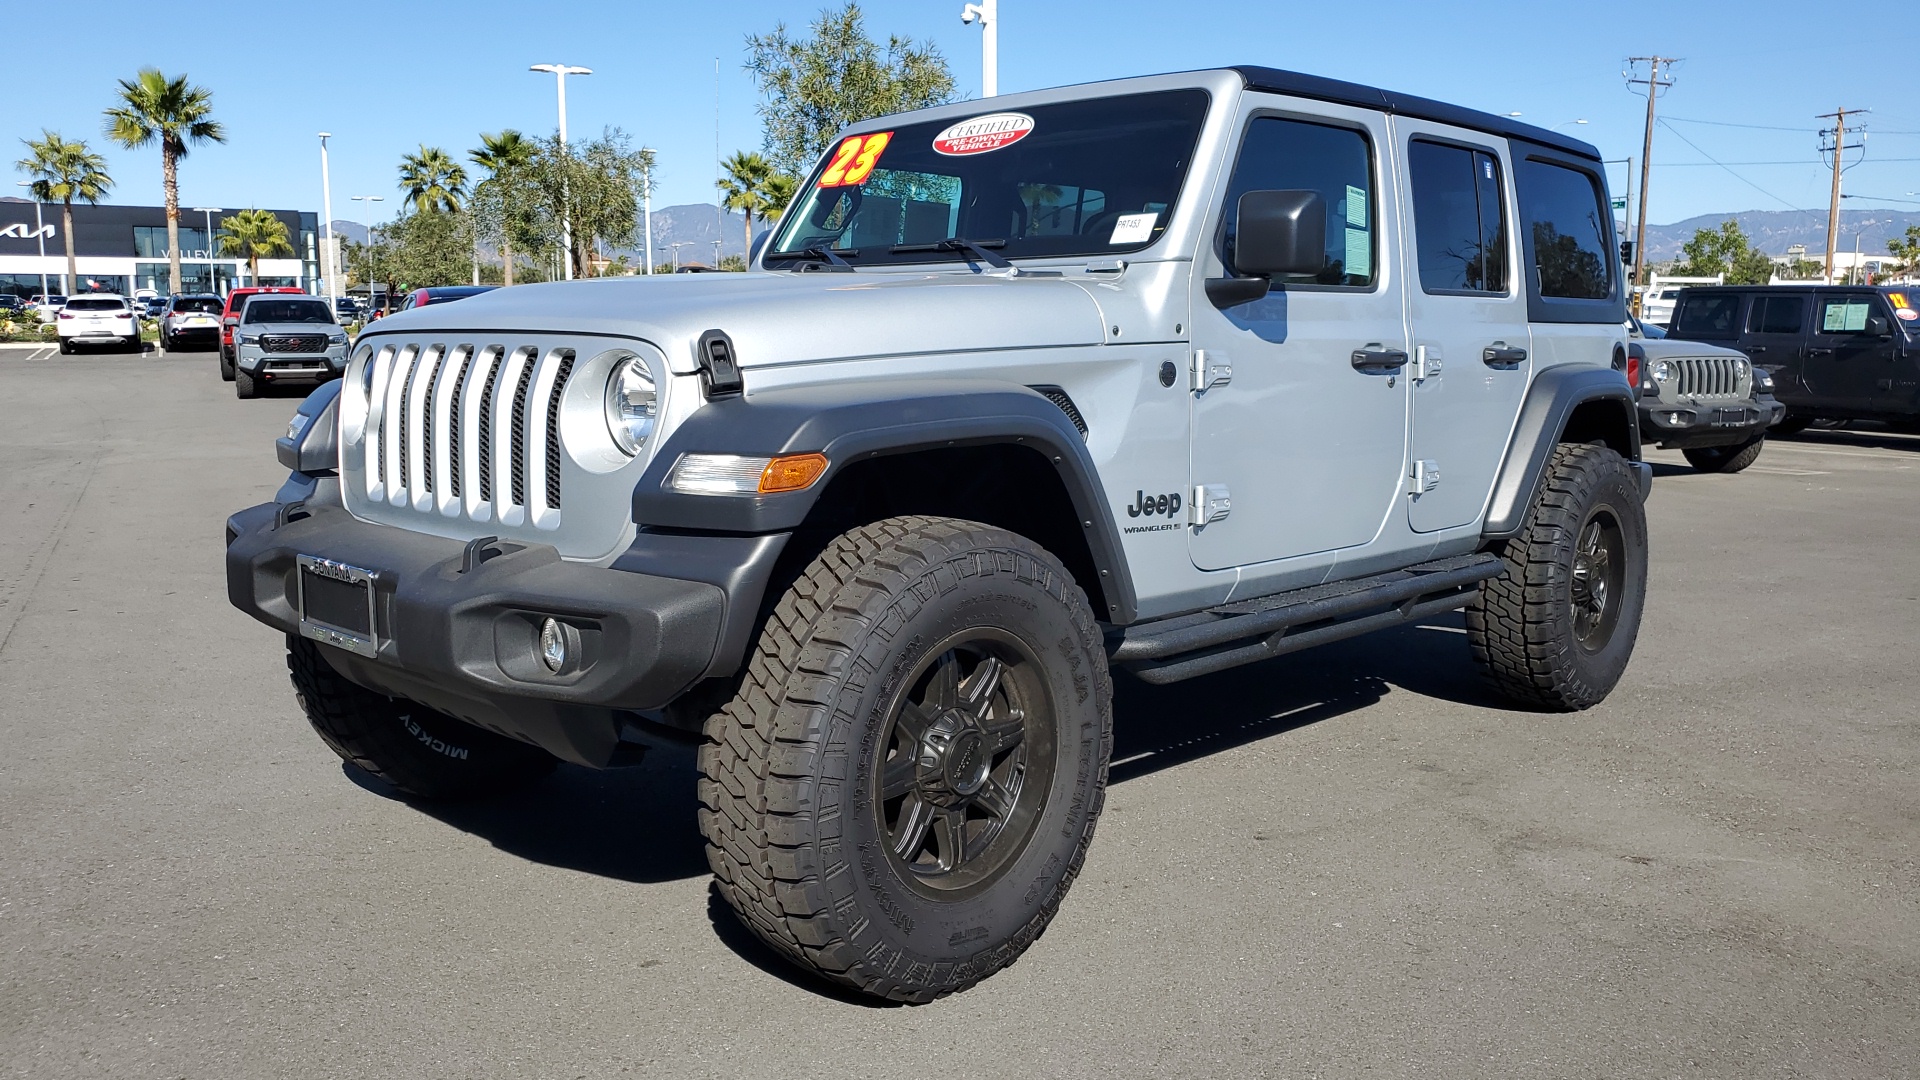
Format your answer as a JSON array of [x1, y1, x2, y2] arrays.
[[1805, 292, 1890, 412], [1739, 291, 1811, 402], [1398, 124, 1530, 532]]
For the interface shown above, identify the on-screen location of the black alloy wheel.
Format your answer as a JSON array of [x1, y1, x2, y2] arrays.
[[1570, 511, 1624, 652], [877, 634, 1056, 900]]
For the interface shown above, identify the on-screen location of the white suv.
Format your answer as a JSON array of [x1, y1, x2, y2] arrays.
[[57, 294, 141, 354]]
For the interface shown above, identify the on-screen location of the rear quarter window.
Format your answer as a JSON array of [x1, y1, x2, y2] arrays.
[[1518, 160, 1612, 300], [1674, 294, 1743, 336]]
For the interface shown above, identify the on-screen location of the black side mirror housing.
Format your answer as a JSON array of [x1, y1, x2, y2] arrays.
[[1867, 315, 1891, 336], [1207, 189, 1326, 308]]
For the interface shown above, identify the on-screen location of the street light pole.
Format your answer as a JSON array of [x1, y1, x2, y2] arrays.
[[192, 206, 221, 291], [530, 63, 592, 281], [318, 133, 339, 308], [641, 148, 654, 275], [961, 0, 997, 97], [14, 181, 50, 300], [351, 195, 383, 309]]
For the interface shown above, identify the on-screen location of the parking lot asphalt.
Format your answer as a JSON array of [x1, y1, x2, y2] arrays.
[[2, 346, 1916, 1080]]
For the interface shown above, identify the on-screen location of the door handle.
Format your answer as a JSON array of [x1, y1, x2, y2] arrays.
[[1482, 342, 1528, 368], [1808, 347, 1834, 357], [1351, 345, 1408, 374], [1746, 345, 1767, 353]]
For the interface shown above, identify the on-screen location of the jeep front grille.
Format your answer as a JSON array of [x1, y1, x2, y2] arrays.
[[1669, 356, 1746, 399], [358, 342, 577, 530]]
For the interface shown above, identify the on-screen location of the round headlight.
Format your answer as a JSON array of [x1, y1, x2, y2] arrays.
[[1652, 361, 1672, 382], [604, 355, 657, 455], [359, 356, 377, 398]]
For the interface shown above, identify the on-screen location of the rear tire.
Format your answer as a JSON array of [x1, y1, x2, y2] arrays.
[[1468, 443, 1648, 711], [286, 635, 557, 800], [1772, 414, 1812, 436], [219, 347, 236, 381], [1682, 435, 1765, 473], [234, 369, 258, 398], [698, 516, 1113, 1003], [58, 338, 72, 355]]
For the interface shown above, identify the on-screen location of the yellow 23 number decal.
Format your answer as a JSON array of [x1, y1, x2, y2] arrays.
[[818, 131, 893, 188]]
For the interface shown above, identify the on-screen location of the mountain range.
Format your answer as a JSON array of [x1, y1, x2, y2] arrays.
[[327, 203, 766, 268]]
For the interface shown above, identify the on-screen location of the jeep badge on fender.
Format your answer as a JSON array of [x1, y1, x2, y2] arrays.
[[226, 64, 1648, 1005]]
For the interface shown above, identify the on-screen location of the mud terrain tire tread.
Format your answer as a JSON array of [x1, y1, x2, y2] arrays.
[[697, 515, 1112, 1004], [286, 635, 556, 800], [1682, 435, 1765, 473], [1467, 443, 1647, 711]]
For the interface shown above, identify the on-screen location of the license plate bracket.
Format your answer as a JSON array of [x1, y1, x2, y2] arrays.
[[297, 555, 379, 657]]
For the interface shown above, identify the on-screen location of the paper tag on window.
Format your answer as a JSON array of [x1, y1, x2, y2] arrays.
[[1109, 212, 1158, 245], [1344, 227, 1370, 279], [1345, 185, 1368, 228]]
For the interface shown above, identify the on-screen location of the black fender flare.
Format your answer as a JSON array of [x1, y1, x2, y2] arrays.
[[1483, 365, 1644, 540], [630, 379, 1137, 623]]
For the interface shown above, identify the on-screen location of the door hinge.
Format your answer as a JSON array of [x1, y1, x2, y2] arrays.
[[1411, 344, 1444, 382], [1410, 460, 1441, 495], [1190, 484, 1232, 526], [1191, 349, 1232, 392]]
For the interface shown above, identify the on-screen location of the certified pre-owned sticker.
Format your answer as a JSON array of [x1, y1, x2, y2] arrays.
[[933, 112, 1035, 156]]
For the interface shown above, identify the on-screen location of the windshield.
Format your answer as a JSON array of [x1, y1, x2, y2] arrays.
[[768, 89, 1210, 267], [173, 297, 223, 315], [244, 300, 334, 324]]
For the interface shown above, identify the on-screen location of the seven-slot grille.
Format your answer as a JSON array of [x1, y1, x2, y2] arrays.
[[262, 333, 330, 354], [1668, 356, 1747, 399], [360, 342, 577, 529]]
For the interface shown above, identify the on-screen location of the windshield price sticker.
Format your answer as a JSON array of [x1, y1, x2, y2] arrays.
[[932, 112, 1035, 156], [818, 131, 893, 188], [1109, 212, 1158, 245]]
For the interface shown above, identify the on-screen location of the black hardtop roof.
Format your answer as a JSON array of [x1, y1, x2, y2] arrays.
[[1230, 66, 1602, 160], [1673, 283, 1913, 294]]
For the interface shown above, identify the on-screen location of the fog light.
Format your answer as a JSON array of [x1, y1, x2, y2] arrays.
[[539, 617, 568, 673]]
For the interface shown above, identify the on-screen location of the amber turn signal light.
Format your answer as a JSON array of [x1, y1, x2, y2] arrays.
[[758, 453, 829, 493]]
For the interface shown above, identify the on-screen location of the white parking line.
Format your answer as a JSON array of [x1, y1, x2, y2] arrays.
[[1747, 466, 1831, 476]]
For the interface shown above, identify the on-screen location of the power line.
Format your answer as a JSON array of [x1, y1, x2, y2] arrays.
[[1655, 118, 1821, 218], [1663, 114, 1816, 132], [1658, 158, 1920, 166]]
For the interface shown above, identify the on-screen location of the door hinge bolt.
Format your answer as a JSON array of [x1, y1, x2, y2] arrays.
[[1410, 460, 1441, 495]]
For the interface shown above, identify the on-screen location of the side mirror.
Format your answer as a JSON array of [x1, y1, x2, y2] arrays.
[[1867, 315, 1891, 336], [1207, 189, 1326, 308]]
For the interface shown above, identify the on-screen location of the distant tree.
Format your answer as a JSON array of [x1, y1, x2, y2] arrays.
[[526, 129, 651, 277], [1673, 219, 1775, 285], [385, 209, 473, 293], [16, 132, 113, 293], [102, 68, 225, 294], [469, 130, 537, 286], [744, 3, 957, 177], [719, 254, 748, 272], [1778, 257, 1826, 281], [398, 146, 468, 214], [764, 173, 800, 222], [217, 209, 293, 284], [1887, 225, 1920, 277], [717, 151, 778, 257]]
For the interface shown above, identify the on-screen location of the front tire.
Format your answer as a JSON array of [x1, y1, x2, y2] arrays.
[[234, 369, 258, 398], [219, 347, 236, 381], [1682, 435, 1765, 473], [698, 516, 1113, 1003], [1468, 443, 1648, 711], [286, 636, 556, 800]]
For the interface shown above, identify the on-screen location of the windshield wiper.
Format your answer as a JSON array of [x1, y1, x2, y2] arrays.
[[889, 237, 1013, 270], [763, 246, 857, 272]]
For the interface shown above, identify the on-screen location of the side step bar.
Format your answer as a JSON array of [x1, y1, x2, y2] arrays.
[[1108, 553, 1505, 685]]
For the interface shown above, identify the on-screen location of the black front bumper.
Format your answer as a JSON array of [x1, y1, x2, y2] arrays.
[[1638, 395, 1785, 450], [225, 503, 726, 765]]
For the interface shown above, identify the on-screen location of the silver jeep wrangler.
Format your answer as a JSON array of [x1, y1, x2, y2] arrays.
[[228, 66, 1651, 1002]]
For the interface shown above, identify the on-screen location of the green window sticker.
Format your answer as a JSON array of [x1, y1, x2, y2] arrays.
[[1822, 301, 1869, 332], [1344, 226, 1371, 279], [1345, 185, 1368, 228]]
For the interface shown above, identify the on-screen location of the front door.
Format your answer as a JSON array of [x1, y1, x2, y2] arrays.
[[1805, 292, 1891, 412], [1188, 100, 1409, 572], [1397, 123, 1531, 533], [1739, 290, 1811, 402]]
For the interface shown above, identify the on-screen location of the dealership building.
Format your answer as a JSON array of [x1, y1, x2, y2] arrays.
[[0, 199, 320, 298]]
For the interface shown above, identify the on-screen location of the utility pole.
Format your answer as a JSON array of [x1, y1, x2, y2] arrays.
[[1625, 56, 1676, 314], [1818, 107, 1868, 284]]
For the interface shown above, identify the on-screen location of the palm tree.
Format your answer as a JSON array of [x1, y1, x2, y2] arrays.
[[717, 151, 776, 261], [469, 130, 534, 286], [398, 146, 467, 214], [218, 209, 293, 285], [103, 69, 225, 295], [764, 173, 800, 222], [15, 132, 113, 294]]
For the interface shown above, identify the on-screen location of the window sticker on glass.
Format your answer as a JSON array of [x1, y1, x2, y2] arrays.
[[1344, 226, 1371, 279], [931, 112, 1035, 156], [1109, 212, 1157, 245], [1345, 185, 1368, 228], [818, 131, 893, 187], [1822, 301, 1869, 332], [1889, 293, 1918, 320]]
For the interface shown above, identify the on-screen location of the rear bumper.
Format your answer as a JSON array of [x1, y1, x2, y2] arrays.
[[224, 502, 726, 765], [1638, 395, 1784, 449]]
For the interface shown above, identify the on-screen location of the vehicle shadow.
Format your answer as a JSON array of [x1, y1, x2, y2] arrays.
[[1775, 426, 1920, 453], [1647, 461, 1696, 480]]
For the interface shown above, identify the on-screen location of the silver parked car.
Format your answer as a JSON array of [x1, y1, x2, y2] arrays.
[[230, 294, 350, 399]]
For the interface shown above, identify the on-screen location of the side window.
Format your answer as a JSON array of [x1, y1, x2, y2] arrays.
[[1673, 294, 1742, 336], [1816, 296, 1877, 334], [1408, 140, 1508, 294], [1222, 116, 1375, 287], [1518, 159, 1612, 299], [1746, 295, 1806, 335]]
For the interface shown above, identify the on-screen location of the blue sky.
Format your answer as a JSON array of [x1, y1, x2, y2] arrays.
[[7, 0, 1916, 229]]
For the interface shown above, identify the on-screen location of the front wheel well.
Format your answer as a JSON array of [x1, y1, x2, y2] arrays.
[[1560, 396, 1637, 459], [771, 444, 1112, 618]]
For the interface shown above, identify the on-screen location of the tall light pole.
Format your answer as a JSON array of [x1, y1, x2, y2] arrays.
[[193, 206, 221, 291], [351, 195, 383, 308], [641, 147, 654, 275], [14, 181, 50, 300], [671, 242, 684, 272], [530, 63, 592, 281], [318, 133, 339, 308], [961, 0, 997, 97]]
